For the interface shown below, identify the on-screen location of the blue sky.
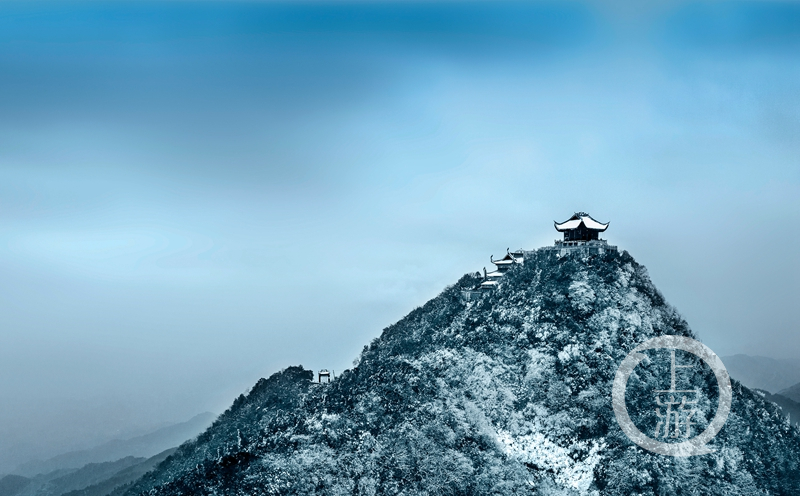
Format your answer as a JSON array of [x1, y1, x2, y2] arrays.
[[1, 1, 799, 472]]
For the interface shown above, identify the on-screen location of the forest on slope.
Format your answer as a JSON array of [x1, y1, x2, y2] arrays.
[[120, 248, 800, 495]]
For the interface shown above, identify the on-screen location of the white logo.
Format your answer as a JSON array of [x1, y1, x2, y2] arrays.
[[612, 335, 732, 456]]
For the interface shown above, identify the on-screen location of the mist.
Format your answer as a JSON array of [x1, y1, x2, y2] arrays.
[[0, 1, 798, 473]]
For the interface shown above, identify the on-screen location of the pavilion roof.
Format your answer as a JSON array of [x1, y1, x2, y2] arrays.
[[491, 251, 523, 265], [554, 212, 609, 232]]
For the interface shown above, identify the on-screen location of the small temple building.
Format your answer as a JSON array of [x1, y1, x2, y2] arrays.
[[554, 212, 609, 244], [551, 211, 615, 255], [478, 250, 523, 291], [461, 249, 523, 299]]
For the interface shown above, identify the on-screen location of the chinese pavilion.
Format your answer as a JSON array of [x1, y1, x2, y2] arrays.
[[554, 212, 609, 243], [473, 249, 523, 293], [461, 249, 524, 299]]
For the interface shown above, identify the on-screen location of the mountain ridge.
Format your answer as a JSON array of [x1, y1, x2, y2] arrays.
[[13, 413, 215, 478], [779, 382, 800, 404], [720, 355, 800, 394]]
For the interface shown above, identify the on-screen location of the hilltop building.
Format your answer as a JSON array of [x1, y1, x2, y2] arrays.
[[462, 212, 616, 300], [478, 250, 523, 291], [554, 212, 608, 243], [461, 249, 523, 300], [550, 212, 616, 255]]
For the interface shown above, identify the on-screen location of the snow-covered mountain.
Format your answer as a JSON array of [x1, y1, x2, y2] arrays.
[[121, 247, 800, 495]]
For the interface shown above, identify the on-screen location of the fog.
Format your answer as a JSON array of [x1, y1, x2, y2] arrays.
[[0, 1, 798, 473]]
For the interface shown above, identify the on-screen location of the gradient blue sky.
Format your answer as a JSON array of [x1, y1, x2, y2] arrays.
[[1, 1, 799, 472]]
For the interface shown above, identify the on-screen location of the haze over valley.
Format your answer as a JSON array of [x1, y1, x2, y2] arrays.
[[1, 1, 799, 489]]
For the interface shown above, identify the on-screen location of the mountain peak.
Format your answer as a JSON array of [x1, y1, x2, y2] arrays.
[[122, 247, 800, 495]]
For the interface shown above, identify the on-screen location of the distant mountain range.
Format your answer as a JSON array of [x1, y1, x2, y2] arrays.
[[0, 412, 215, 496], [718, 355, 800, 428], [62, 448, 177, 496], [779, 382, 800, 403], [0, 449, 176, 496], [12, 413, 215, 478], [721, 354, 800, 394]]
